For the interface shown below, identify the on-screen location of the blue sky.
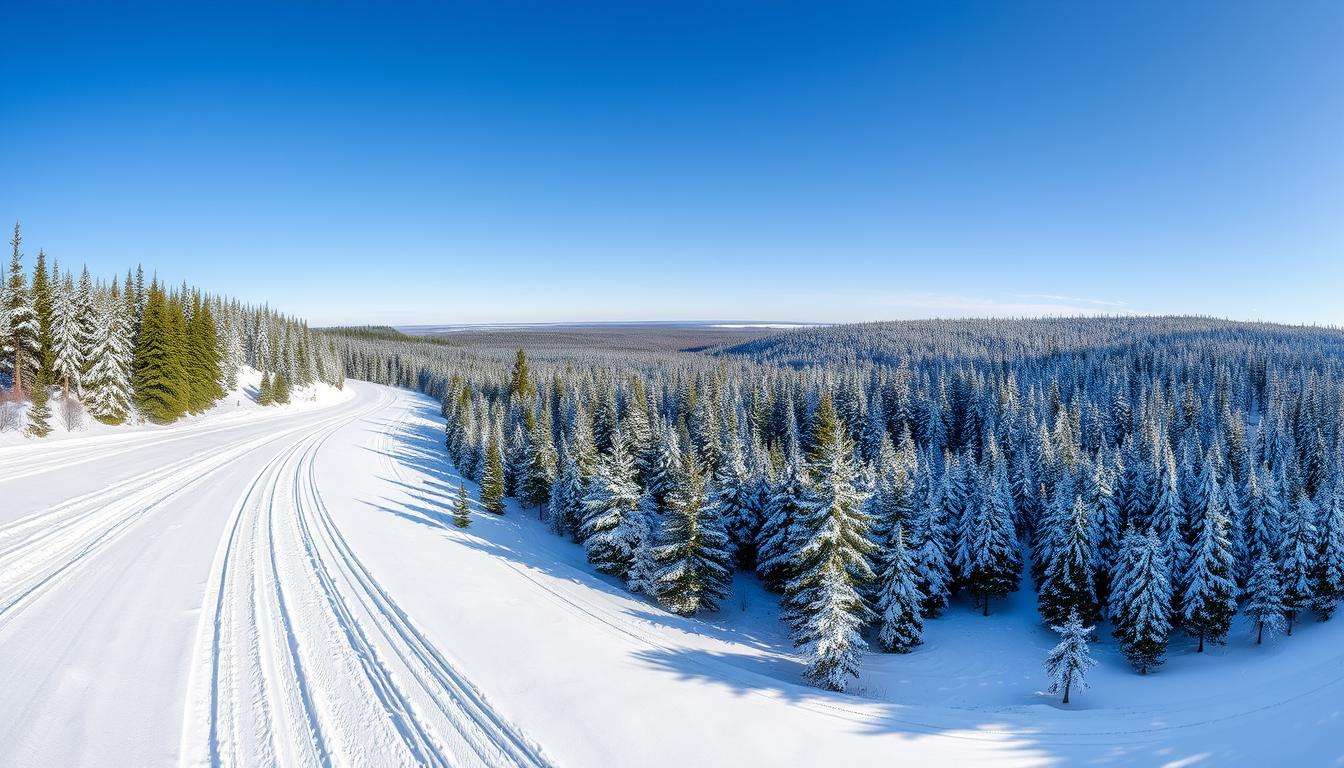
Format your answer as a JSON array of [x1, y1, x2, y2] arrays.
[[2, 2, 1340, 326]]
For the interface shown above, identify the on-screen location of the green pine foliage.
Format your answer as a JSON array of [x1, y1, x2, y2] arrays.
[[481, 424, 506, 514], [273, 372, 291, 404], [452, 484, 472, 528], [26, 371, 53, 437], [1038, 496, 1101, 627], [653, 452, 733, 616], [132, 282, 189, 423]]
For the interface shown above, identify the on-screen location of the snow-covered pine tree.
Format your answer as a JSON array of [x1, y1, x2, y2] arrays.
[[50, 272, 80, 400], [31, 249, 52, 383], [709, 436, 754, 567], [1179, 460, 1238, 651], [653, 451, 733, 614], [1038, 496, 1101, 627], [1151, 443, 1188, 578], [74, 267, 97, 387], [548, 442, 585, 539], [258, 370, 273, 405], [579, 434, 641, 577], [1109, 527, 1172, 674], [785, 427, 875, 691], [26, 370, 52, 437], [84, 286, 133, 424], [625, 490, 662, 596], [504, 421, 527, 499], [1280, 492, 1318, 635], [1082, 450, 1121, 609], [875, 525, 924, 653], [480, 419, 506, 514], [272, 371, 291, 404], [452, 484, 472, 528], [1044, 610, 1096, 704], [1312, 472, 1344, 620], [1243, 550, 1286, 644], [3, 222, 41, 394], [965, 459, 1021, 616], [910, 462, 952, 618], [755, 447, 808, 591], [520, 411, 557, 512], [1243, 466, 1281, 579]]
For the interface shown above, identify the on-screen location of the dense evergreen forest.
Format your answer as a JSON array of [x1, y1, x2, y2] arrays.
[[329, 315, 1344, 692], [0, 222, 342, 435]]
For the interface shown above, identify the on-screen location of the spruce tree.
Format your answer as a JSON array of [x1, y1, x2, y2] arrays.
[[31, 249, 53, 382], [258, 371, 273, 405], [653, 452, 733, 615], [910, 483, 952, 618], [965, 461, 1021, 616], [50, 272, 81, 398], [1312, 475, 1344, 621], [1045, 610, 1096, 704], [1179, 467, 1238, 651], [481, 421, 507, 514], [1243, 551, 1286, 644], [1110, 528, 1172, 674], [1280, 492, 1318, 634], [875, 525, 924, 653], [1038, 496, 1101, 627], [785, 428, 875, 692], [3, 222, 41, 394], [579, 436, 641, 576], [755, 449, 808, 591], [709, 439, 754, 566], [85, 287, 132, 424], [626, 490, 662, 596], [273, 371, 291, 404], [26, 370, 52, 437], [520, 412, 557, 511], [548, 444, 585, 539], [132, 281, 188, 422], [452, 484, 472, 528]]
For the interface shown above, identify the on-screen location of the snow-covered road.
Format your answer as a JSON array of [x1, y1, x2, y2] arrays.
[[0, 382, 544, 768], [1, 380, 1339, 767]]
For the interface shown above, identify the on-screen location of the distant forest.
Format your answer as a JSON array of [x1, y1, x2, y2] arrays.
[[326, 315, 1344, 691]]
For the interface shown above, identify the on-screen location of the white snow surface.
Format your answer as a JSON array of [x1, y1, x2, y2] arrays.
[[1, 380, 1340, 767]]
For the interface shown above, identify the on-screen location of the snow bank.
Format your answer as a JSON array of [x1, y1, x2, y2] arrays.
[[0, 366, 350, 448]]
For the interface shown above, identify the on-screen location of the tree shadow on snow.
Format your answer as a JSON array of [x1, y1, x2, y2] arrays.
[[365, 390, 1264, 768]]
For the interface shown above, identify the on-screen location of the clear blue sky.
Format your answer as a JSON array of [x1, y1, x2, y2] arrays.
[[2, 1, 1340, 326]]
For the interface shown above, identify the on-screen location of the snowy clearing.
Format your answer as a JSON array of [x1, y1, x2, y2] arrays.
[[1, 380, 1340, 766]]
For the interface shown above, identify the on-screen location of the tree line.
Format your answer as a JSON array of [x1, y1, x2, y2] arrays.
[[331, 315, 1344, 693], [0, 222, 343, 435]]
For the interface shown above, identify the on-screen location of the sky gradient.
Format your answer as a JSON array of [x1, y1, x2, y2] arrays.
[[2, 2, 1341, 326]]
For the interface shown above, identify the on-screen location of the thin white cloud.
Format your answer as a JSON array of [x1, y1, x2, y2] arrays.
[[1011, 293, 1129, 308], [876, 292, 1137, 318]]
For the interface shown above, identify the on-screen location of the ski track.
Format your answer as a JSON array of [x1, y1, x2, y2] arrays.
[[0, 403, 340, 485], [0, 408, 370, 632], [180, 388, 548, 768]]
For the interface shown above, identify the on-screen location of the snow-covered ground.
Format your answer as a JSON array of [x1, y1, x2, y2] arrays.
[[0, 366, 350, 448], [1, 380, 1340, 766]]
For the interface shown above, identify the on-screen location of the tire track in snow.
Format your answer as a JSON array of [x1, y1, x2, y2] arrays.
[[181, 387, 548, 768], [0, 401, 366, 632], [0, 398, 351, 485]]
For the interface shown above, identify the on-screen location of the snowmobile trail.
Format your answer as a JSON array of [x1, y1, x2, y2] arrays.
[[0, 381, 544, 768], [179, 386, 547, 768]]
